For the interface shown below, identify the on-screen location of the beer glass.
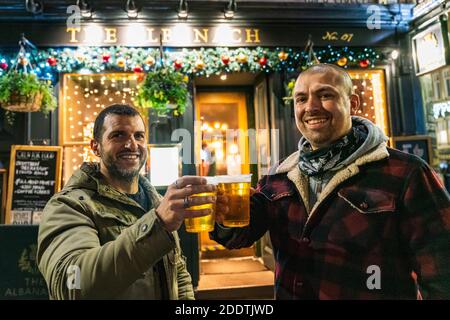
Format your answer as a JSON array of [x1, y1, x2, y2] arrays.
[[184, 176, 218, 233], [216, 174, 252, 227]]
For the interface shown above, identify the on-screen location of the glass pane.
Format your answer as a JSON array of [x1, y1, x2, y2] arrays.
[[60, 73, 145, 185], [347, 70, 389, 136]]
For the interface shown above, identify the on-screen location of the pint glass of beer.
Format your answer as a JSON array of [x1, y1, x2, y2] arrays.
[[216, 174, 252, 227], [184, 176, 218, 233]]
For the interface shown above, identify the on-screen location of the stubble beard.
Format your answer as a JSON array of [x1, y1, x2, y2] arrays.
[[101, 149, 147, 183]]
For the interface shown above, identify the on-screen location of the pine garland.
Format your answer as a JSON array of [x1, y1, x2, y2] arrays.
[[0, 46, 384, 81]]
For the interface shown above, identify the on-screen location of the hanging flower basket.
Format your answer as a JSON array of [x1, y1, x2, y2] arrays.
[[2, 92, 43, 112], [136, 68, 189, 117], [0, 72, 56, 113], [0, 35, 57, 124]]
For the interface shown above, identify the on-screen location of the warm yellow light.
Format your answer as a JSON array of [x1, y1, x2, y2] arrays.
[[212, 141, 222, 149], [214, 122, 220, 129], [229, 143, 239, 154], [85, 25, 103, 43], [216, 149, 224, 160], [213, 25, 234, 43], [126, 24, 147, 44], [221, 124, 228, 131]]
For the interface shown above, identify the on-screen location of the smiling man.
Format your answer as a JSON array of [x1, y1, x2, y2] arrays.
[[37, 104, 216, 299], [212, 64, 450, 299]]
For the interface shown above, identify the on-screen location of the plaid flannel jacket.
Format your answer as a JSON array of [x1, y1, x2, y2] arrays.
[[211, 143, 450, 299]]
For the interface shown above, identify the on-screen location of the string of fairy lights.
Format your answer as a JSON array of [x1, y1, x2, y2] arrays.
[[0, 46, 384, 82], [62, 74, 140, 181]]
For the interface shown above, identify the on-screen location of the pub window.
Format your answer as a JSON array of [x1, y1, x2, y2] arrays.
[[443, 68, 450, 98], [347, 70, 389, 136], [419, 74, 434, 103], [432, 71, 442, 100], [59, 73, 144, 184], [436, 117, 448, 148]]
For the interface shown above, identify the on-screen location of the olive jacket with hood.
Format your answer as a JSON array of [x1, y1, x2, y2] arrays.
[[37, 162, 194, 300]]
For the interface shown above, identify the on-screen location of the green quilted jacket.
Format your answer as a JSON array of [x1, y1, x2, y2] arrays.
[[37, 162, 194, 300]]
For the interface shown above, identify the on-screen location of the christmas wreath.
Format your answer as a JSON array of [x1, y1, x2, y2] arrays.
[[136, 68, 189, 117]]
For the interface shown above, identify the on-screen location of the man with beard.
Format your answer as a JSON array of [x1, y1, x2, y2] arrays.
[[37, 104, 216, 299], [212, 64, 450, 299]]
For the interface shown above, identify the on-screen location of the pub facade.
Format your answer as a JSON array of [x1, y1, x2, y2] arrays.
[[0, 0, 420, 298]]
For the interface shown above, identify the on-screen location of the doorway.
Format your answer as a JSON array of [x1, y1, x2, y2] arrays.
[[193, 76, 275, 299], [195, 90, 253, 258]]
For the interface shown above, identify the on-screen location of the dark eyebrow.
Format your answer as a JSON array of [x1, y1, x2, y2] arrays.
[[315, 87, 337, 94], [294, 92, 307, 99], [108, 130, 146, 137], [108, 130, 125, 137]]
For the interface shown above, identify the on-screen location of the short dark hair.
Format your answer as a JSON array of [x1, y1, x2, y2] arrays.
[[297, 63, 354, 97], [93, 104, 144, 141]]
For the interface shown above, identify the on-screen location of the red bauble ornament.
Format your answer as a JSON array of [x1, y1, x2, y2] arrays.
[[174, 59, 183, 70], [221, 55, 230, 65], [133, 65, 143, 73], [359, 59, 370, 68], [136, 73, 145, 82], [259, 57, 268, 66], [0, 62, 8, 70], [102, 54, 111, 63], [47, 57, 57, 67]]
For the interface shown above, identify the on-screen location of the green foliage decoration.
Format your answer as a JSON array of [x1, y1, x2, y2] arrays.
[[136, 68, 189, 116], [0, 72, 57, 124]]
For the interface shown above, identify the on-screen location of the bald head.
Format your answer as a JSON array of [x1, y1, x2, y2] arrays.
[[296, 64, 353, 97]]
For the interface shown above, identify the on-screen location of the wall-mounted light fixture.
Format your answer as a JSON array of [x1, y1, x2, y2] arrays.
[[125, 0, 138, 19], [25, 0, 43, 14], [224, 0, 237, 19], [77, 0, 92, 18], [178, 0, 188, 19]]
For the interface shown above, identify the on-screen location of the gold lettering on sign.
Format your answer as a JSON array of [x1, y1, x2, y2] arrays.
[[161, 28, 172, 42], [146, 28, 158, 43], [322, 31, 339, 41], [231, 29, 242, 43], [194, 28, 209, 43], [104, 28, 117, 43], [66, 28, 81, 43], [245, 29, 260, 43], [322, 31, 354, 43], [340, 33, 354, 42]]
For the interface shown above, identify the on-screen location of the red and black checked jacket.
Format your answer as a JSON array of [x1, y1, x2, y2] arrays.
[[211, 143, 450, 299]]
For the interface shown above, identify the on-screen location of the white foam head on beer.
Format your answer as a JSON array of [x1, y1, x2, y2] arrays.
[[215, 174, 252, 183]]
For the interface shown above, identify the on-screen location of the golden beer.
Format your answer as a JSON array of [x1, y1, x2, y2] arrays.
[[184, 177, 217, 233], [217, 174, 252, 227]]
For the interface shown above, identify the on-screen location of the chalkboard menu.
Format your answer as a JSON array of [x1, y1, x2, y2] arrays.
[[6, 146, 62, 225], [0, 169, 6, 224]]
